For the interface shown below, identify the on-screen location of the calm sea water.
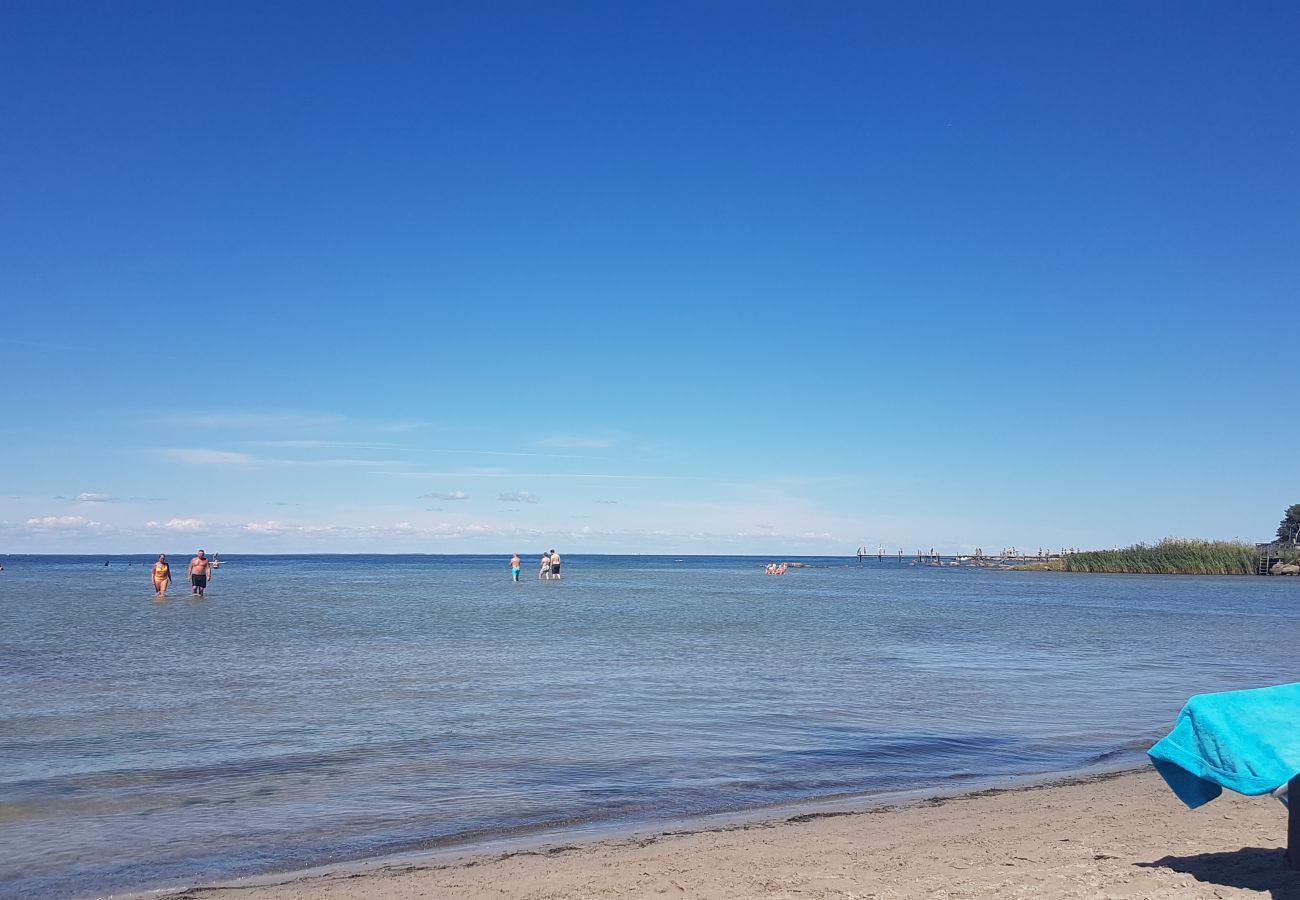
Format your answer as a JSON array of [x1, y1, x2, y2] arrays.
[[1, 554, 1296, 899]]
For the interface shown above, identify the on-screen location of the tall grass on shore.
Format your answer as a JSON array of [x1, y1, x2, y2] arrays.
[[1057, 538, 1258, 575]]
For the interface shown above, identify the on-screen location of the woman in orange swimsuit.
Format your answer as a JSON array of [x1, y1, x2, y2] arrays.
[[152, 554, 172, 597]]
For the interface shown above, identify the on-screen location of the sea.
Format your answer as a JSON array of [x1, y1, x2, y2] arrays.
[[1, 554, 1296, 899]]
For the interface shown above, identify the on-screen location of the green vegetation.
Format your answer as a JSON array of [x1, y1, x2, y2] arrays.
[[1022, 505, 1300, 575], [1054, 539, 1258, 575], [1277, 503, 1300, 545]]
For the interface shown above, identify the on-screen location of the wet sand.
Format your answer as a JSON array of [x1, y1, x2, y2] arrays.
[[142, 767, 1298, 900]]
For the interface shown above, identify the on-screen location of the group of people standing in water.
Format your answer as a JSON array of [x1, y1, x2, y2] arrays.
[[150, 549, 213, 598], [509, 550, 562, 582]]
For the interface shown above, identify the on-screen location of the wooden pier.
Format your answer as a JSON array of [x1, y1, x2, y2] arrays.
[[854, 547, 1077, 566]]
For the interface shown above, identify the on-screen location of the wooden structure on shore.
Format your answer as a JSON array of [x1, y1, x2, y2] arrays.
[[855, 547, 1078, 566], [857, 544, 1296, 575], [1258, 542, 1299, 576]]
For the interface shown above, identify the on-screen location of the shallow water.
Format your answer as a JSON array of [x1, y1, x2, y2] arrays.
[[1, 554, 1296, 899]]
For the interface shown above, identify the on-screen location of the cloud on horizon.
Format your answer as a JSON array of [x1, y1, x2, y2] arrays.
[[498, 491, 539, 504], [25, 515, 104, 532], [75, 492, 117, 503], [420, 491, 469, 501], [145, 518, 204, 532]]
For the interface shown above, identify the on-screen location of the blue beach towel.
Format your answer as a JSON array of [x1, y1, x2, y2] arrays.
[[1149, 682, 1300, 809]]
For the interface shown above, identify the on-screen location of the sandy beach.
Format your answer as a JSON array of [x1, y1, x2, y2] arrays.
[[143, 768, 1298, 900]]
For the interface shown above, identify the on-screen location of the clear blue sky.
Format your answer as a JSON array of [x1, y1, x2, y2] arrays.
[[3, 1, 1297, 554]]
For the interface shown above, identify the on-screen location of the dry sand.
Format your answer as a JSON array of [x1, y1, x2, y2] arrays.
[[145, 768, 1299, 900]]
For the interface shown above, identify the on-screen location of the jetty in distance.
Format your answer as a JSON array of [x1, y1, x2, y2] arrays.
[[855, 546, 1080, 567]]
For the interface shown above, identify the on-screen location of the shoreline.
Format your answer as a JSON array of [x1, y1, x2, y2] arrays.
[[123, 766, 1299, 900]]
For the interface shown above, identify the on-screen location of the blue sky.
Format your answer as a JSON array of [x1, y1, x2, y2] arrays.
[[2, 1, 1297, 554]]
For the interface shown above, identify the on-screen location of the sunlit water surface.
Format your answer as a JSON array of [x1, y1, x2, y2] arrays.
[[2, 554, 1296, 898]]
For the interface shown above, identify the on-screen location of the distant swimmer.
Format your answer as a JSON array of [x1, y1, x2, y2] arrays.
[[510, 553, 521, 582], [548, 549, 561, 579], [188, 549, 212, 597], [539, 551, 552, 580], [152, 554, 172, 597]]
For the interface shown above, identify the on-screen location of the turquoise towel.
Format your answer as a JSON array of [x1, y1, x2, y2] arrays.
[[1149, 682, 1300, 809]]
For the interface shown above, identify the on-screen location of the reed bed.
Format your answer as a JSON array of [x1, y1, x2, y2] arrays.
[[1056, 538, 1259, 575]]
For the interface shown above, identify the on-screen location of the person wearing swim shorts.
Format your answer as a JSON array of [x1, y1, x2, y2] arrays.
[[510, 553, 521, 582], [188, 549, 212, 597], [152, 554, 172, 597], [548, 549, 561, 579]]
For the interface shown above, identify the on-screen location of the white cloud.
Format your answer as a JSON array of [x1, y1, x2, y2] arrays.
[[76, 492, 117, 503], [187, 417, 417, 437], [165, 411, 346, 429], [498, 491, 539, 504], [25, 515, 103, 532], [159, 447, 408, 469], [420, 491, 469, 501], [145, 518, 204, 532], [240, 520, 291, 535], [303, 458, 411, 468], [233, 519, 490, 540], [161, 448, 259, 466], [244, 440, 397, 450], [533, 432, 622, 450], [382, 470, 682, 480]]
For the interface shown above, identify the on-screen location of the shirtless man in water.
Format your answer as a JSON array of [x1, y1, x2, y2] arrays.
[[188, 549, 212, 597]]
